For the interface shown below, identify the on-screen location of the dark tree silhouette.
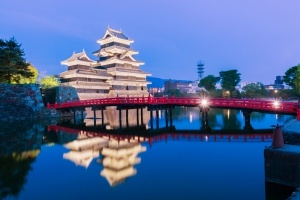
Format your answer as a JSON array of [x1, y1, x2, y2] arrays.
[[198, 75, 220, 91], [219, 69, 241, 96], [0, 38, 33, 83]]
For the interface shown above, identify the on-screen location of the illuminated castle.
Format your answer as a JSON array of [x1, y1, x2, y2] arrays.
[[60, 27, 151, 99]]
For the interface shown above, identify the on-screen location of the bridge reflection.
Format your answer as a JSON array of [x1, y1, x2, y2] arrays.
[[47, 125, 274, 144], [46, 124, 273, 187]]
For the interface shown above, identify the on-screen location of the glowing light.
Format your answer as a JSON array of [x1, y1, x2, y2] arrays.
[[189, 112, 193, 123], [205, 135, 208, 141], [273, 100, 280, 108], [201, 99, 209, 107]]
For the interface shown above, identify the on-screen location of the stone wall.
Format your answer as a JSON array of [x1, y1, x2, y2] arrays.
[[265, 145, 300, 187], [0, 84, 48, 121], [283, 119, 300, 144], [56, 86, 79, 103]]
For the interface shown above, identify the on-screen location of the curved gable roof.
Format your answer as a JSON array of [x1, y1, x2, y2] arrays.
[[61, 50, 95, 66]]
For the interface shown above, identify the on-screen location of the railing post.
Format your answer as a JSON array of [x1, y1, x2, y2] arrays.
[[116, 94, 119, 103], [297, 99, 300, 120]]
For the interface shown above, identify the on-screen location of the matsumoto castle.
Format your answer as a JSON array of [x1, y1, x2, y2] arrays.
[[60, 27, 151, 100]]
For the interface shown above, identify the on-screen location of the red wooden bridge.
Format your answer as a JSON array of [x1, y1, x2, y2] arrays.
[[47, 96, 298, 115]]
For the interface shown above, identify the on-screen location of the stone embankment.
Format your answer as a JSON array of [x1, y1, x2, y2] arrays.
[[266, 119, 300, 200], [0, 84, 58, 121], [283, 119, 300, 144], [283, 119, 300, 200]]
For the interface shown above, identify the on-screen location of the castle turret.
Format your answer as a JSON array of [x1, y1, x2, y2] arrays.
[[92, 27, 151, 97], [59, 50, 112, 99]]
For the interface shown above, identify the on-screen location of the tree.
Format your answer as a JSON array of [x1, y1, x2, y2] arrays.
[[241, 83, 268, 98], [11, 65, 39, 84], [283, 65, 299, 88], [294, 66, 300, 95], [198, 75, 220, 91], [219, 69, 241, 96], [166, 89, 182, 97], [0, 38, 33, 83], [39, 76, 59, 89]]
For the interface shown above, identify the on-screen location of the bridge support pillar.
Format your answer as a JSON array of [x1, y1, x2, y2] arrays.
[[126, 109, 129, 128], [93, 109, 96, 127], [150, 109, 153, 130], [200, 107, 211, 132], [101, 109, 104, 127], [242, 109, 253, 131], [170, 108, 173, 127], [156, 108, 159, 129], [136, 108, 139, 126], [92, 106, 106, 128], [119, 108, 122, 129], [141, 108, 144, 125], [165, 108, 168, 128]]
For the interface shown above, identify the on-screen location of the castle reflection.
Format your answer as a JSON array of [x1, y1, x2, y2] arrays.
[[59, 126, 147, 187], [46, 123, 274, 188]]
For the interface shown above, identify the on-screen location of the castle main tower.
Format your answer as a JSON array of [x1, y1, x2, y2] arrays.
[[92, 27, 151, 97]]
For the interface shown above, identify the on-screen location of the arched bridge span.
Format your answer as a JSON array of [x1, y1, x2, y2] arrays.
[[47, 97, 297, 115]]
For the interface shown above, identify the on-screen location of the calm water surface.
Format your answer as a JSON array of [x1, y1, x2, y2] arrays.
[[0, 108, 295, 200]]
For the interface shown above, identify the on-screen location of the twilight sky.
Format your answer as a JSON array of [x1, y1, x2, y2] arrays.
[[1, 0, 300, 84]]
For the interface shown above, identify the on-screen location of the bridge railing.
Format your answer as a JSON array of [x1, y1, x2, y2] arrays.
[[47, 97, 298, 114]]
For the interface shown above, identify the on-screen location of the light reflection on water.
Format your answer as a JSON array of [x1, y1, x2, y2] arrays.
[[0, 107, 296, 200]]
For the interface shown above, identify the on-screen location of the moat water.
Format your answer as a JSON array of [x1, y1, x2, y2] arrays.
[[0, 108, 296, 200]]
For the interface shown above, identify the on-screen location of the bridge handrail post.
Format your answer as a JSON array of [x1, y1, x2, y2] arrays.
[[298, 98, 300, 120], [148, 94, 151, 104], [116, 95, 120, 103]]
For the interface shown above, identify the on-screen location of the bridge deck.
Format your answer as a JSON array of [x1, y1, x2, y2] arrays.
[[47, 97, 298, 115]]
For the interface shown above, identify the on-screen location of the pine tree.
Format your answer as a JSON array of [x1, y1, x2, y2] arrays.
[[0, 37, 33, 83]]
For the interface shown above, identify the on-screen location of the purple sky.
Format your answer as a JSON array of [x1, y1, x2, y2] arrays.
[[1, 0, 300, 84]]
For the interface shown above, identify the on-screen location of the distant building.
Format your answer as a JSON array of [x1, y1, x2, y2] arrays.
[[264, 75, 284, 90], [197, 60, 205, 80], [146, 77, 165, 96], [188, 81, 201, 93], [164, 79, 194, 94], [264, 84, 284, 90], [239, 81, 261, 92], [164, 79, 177, 91], [274, 76, 284, 85]]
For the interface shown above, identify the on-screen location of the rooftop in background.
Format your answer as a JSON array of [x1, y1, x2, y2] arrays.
[[147, 77, 194, 88]]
